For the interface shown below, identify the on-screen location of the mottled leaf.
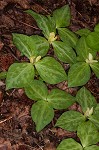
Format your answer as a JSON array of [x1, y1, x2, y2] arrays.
[[90, 62, 99, 78], [86, 32, 99, 51], [76, 87, 97, 113], [35, 57, 67, 84], [47, 89, 75, 109], [26, 10, 56, 39], [68, 62, 91, 87], [55, 110, 85, 131], [75, 36, 96, 61], [75, 28, 91, 37], [0, 72, 7, 79], [12, 33, 36, 58], [94, 104, 99, 115], [31, 101, 54, 132], [77, 121, 99, 148], [84, 145, 99, 150], [57, 138, 83, 150], [31, 35, 49, 57], [53, 5, 71, 28], [58, 28, 78, 48], [52, 41, 76, 64], [89, 104, 99, 129], [89, 115, 99, 129], [25, 80, 48, 101], [6, 63, 34, 90]]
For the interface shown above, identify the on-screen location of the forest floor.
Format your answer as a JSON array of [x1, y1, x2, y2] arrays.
[[0, 0, 99, 150]]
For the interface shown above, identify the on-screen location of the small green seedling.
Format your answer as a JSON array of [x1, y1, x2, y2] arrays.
[[57, 121, 99, 150], [24, 80, 75, 132], [55, 87, 99, 131]]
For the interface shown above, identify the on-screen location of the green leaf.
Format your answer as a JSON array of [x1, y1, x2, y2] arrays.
[[12, 33, 37, 58], [86, 32, 99, 51], [57, 138, 83, 150], [53, 5, 71, 28], [94, 104, 99, 115], [76, 87, 97, 113], [89, 104, 99, 129], [58, 28, 78, 48], [25, 10, 56, 39], [90, 62, 99, 78], [52, 41, 77, 64], [6, 63, 34, 90], [0, 72, 7, 79], [94, 23, 99, 32], [75, 36, 96, 61], [68, 62, 91, 87], [35, 57, 67, 84], [89, 115, 99, 129], [47, 89, 75, 109], [77, 121, 99, 148], [55, 110, 85, 131], [31, 101, 54, 132], [25, 80, 48, 101], [84, 145, 99, 150], [31, 35, 49, 57], [75, 28, 91, 37]]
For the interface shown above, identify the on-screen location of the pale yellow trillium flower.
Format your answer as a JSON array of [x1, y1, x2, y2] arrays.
[[84, 107, 93, 117], [30, 56, 41, 64], [48, 32, 57, 44], [86, 53, 98, 64], [30, 56, 36, 64], [35, 56, 42, 62]]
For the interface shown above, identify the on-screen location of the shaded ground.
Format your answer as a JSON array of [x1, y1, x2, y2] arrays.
[[0, 0, 99, 149]]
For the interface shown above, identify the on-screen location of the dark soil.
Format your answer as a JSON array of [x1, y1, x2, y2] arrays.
[[0, 0, 99, 149]]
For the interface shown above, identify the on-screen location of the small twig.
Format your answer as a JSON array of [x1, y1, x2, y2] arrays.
[[77, 11, 90, 23], [67, 0, 72, 5], [88, 0, 92, 6], [5, 45, 20, 62], [8, 14, 40, 30], [0, 116, 13, 124], [34, 141, 44, 150], [33, 2, 50, 15]]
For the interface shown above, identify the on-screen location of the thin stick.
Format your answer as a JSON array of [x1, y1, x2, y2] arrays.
[[8, 14, 40, 30], [0, 116, 13, 124]]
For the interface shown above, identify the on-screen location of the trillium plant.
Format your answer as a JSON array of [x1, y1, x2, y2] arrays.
[[24, 80, 75, 132], [0, 4, 99, 149], [56, 87, 99, 149], [57, 121, 99, 150], [55, 87, 99, 131], [6, 31, 67, 89]]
